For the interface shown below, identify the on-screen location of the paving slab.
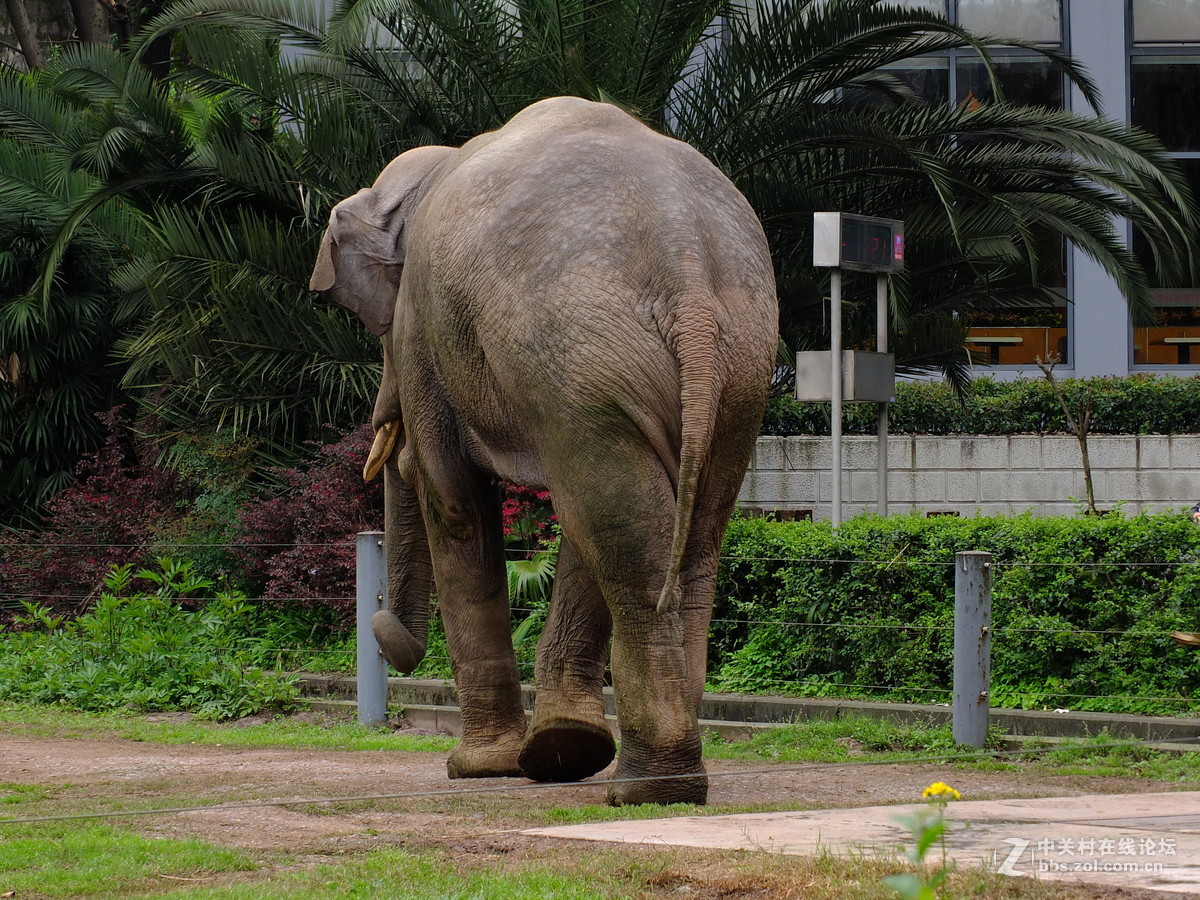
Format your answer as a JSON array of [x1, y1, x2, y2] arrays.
[[525, 790, 1200, 896]]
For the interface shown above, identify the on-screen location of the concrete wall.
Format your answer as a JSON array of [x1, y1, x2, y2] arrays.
[[739, 435, 1200, 519]]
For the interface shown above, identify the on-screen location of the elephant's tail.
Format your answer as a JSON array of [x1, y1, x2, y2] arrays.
[[656, 306, 720, 614]]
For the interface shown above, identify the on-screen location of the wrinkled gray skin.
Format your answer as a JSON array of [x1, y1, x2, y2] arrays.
[[311, 97, 777, 805]]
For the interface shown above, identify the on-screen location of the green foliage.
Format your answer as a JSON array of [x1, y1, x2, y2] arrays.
[[150, 431, 264, 586], [762, 374, 1200, 436], [0, 149, 140, 526], [713, 512, 1200, 715], [0, 40, 378, 481], [0, 559, 299, 719], [703, 715, 988, 763], [0, 823, 257, 898]]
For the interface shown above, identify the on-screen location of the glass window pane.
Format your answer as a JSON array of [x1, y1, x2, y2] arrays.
[[956, 56, 1063, 108], [893, 0, 947, 12], [1131, 57, 1200, 152], [1132, 159, 1200, 365], [957, 0, 1061, 44], [966, 305, 1069, 366], [881, 58, 950, 104], [965, 228, 1068, 366], [1133, 0, 1200, 44]]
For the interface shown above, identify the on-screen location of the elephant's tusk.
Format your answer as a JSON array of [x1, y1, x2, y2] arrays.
[[364, 421, 400, 481]]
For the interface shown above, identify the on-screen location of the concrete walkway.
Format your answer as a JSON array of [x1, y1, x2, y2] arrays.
[[525, 791, 1200, 896]]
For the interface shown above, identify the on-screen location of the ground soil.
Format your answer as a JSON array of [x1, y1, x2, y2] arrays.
[[1, 717, 1194, 899]]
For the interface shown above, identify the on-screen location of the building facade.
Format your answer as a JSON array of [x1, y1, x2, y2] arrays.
[[898, 0, 1200, 379]]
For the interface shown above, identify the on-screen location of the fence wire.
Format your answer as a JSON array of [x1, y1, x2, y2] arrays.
[[2, 735, 1196, 828], [3, 540, 1199, 712]]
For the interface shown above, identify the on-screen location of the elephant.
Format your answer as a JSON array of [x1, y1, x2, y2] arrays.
[[310, 96, 777, 805]]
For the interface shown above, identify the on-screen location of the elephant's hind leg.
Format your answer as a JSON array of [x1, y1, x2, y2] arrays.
[[518, 538, 616, 782], [552, 456, 707, 806]]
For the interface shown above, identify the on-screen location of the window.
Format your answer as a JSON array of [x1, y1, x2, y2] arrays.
[[957, 0, 1062, 44], [955, 55, 1064, 108], [876, 3, 1069, 367], [1130, 6, 1200, 366], [947, 2, 1068, 366], [1132, 0, 1200, 44]]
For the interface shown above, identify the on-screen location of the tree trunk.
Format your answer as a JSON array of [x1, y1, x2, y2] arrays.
[[5, 0, 46, 69], [68, 0, 109, 45]]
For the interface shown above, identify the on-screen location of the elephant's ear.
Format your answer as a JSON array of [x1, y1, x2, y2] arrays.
[[310, 146, 456, 337], [310, 228, 338, 292], [309, 188, 406, 337]]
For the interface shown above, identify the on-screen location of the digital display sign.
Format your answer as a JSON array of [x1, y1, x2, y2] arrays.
[[812, 213, 905, 273]]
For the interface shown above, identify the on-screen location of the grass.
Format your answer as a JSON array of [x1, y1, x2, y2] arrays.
[[0, 704, 457, 753], [702, 715, 969, 763], [0, 823, 257, 897], [985, 730, 1200, 782], [1, 703, 1192, 899], [146, 848, 620, 899], [0, 831, 1128, 900]]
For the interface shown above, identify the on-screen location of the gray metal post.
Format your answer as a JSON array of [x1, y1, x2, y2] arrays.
[[830, 269, 843, 526], [953, 551, 992, 748], [875, 274, 889, 516], [356, 531, 389, 726]]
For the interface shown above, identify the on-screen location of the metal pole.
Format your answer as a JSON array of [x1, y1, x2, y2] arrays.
[[876, 274, 889, 516], [953, 551, 992, 749], [356, 530, 389, 726], [830, 269, 843, 526]]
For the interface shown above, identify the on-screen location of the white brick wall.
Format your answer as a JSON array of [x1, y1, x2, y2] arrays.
[[739, 435, 1200, 519]]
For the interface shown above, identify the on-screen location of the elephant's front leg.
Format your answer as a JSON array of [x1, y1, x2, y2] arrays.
[[518, 537, 616, 782], [425, 472, 527, 779]]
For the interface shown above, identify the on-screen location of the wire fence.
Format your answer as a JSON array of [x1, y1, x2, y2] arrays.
[[2, 538, 1199, 716], [2, 735, 1197, 828]]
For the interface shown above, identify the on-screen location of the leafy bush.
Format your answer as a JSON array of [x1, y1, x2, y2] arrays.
[[0, 559, 298, 719], [234, 425, 383, 614], [763, 374, 1200, 436], [712, 512, 1200, 715], [0, 407, 187, 620]]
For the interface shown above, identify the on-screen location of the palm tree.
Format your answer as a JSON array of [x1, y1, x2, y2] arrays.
[[136, 0, 1195, 382], [2, 37, 385, 469], [4, 0, 1195, 490], [0, 55, 153, 524]]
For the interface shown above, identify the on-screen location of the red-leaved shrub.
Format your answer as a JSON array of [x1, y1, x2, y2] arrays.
[[501, 483, 557, 555], [234, 424, 383, 613], [0, 407, 185, 617]]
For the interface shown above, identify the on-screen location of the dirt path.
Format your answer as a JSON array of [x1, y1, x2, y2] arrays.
[[1, 730, 1183, 858]]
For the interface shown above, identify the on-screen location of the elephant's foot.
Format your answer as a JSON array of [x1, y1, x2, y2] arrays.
[[604, 733, 707, 806], [371, 609, 425, 674], [446, 739, 525, 779], [518, 719, 616, 782], [605, 766, 708, 806]]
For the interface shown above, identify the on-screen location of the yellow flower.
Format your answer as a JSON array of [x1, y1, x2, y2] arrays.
[[922, 782, 961, 801]]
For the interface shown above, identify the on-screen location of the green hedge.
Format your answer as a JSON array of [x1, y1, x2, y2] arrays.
[[763, 374, 1200, 436], [711, 512, 1200, 715]]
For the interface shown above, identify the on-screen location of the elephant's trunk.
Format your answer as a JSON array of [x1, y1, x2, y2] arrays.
[[371, 455, 433, 673]]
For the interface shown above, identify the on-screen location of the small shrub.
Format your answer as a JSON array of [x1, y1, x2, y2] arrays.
[[0, 559, 298, 719], [0, 407, 186, 620], [234, 425, 383, 615]]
